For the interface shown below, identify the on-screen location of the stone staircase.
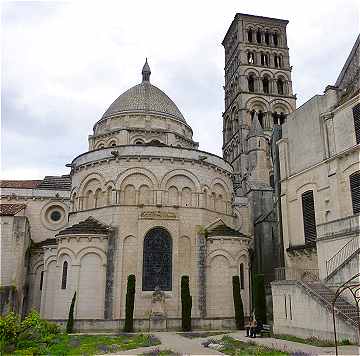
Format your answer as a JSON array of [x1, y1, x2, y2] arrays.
[[300, 280, 359, 329]]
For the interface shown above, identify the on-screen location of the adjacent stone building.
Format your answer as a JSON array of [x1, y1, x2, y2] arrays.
[[271, 35, 360, 343]]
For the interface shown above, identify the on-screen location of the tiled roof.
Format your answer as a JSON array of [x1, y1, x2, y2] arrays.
[[36, 175, 71, 191], [102, 81, 186, 123], [56, 217, 111, 236], [33, 238, 58, 248], [0, 175, 71, 191], [207, 224, 248, 238], [0, 180, 42, 189], [0, 204, 26, 216]]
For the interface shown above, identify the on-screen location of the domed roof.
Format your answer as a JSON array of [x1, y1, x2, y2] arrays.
[[102, 59, 186, 123]]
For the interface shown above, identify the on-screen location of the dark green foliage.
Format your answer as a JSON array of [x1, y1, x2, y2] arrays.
[[253, 274, 267, 324], [124, 274, 136, 332], [0, 310, 59, 354], [181, 276, 192, 331], [66, 292, 76, 333], [232, 276, 244, 329]]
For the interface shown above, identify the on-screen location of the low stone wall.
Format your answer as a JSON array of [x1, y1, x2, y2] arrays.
[[50, 317, 236, 332], [271, 281, 359, 344]]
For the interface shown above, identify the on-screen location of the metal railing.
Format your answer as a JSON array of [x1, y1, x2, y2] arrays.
[[275, 267, 319, 282], [317, 214, 360, 240], [326, 236, 360, 278]]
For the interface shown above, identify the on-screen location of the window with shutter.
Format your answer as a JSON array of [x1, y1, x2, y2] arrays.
[[301, 190, 317, 245], [350, 171, 360, 215], [353, 103, 360, 144]]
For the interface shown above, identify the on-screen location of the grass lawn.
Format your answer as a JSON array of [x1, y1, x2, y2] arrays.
[[5, 333, 160, 356], [178, 331, 230, 338], [203, 335, 289, 355], [273, 334, 352, 347]]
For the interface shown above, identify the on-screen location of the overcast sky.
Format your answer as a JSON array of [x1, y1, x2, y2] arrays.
[[1, 0, 359, 180]]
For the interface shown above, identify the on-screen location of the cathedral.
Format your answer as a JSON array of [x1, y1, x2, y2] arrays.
[[1, 12, 359, 339]]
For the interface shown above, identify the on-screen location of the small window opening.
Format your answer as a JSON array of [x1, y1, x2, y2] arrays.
[[270, 174, 275, 189], [248, 75, 255, 92], [279, 113, 286, 125], [261, 53, 269, 66], [265, 32, 270, 45], [262, 77, 269, 94], [61, 261, 68, 289], [273, 33, 278, 47], [240, 263, 244, 289], [247, 52, 255, 64], [256, 29, 262, 43], [40, 271, 44, 290], [258, 111, 264, 128], [248, 29, 253, 43], [277, 78, 284, 95]]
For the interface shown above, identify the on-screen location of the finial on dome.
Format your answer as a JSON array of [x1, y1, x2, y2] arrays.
[[142, 58, 151, 82]]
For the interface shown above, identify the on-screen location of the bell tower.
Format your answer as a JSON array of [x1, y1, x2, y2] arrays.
[[223, 13, 296, 285], [222, 13, 296, 193]]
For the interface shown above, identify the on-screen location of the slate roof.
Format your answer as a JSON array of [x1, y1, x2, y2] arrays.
[[0, 204, 26, 216], [36, 175, 71, 191], [56, 217, 111, 236], [102, 81, 186, 123], [0, 180, 42, 189], [32, 238, 58, 248]]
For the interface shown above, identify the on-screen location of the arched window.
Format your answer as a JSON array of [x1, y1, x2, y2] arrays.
[[61, 261, 68, 289], [248, 29, 253, 43], [301, 191, 317, 245], [261, 53, 269, 66], [239, 263, 244, 289], [40, 271, 44, 290], [279, 112, 286, 125], [256, 29, 262, 43], [248, 75, 255, 92], [143, 228, 172, 291], [109, 141, 116, 147], [258, 111, 264, 128], [135, 140, 144, 144], [149, 140, 162, 146], [274, 55, 282, 68], [265, 32, 270, 45], [350, 171, 360, 214], [273, 33, 278, 47], [247, 52, 255, 64], [277, 78, 284, 95], [262, 76, 270, 94]]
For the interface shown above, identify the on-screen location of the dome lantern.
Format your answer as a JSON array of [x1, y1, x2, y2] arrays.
[[142, 58, 151, 82]]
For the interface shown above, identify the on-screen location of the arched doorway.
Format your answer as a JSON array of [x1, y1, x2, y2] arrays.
[[142, 228, 172, 291]]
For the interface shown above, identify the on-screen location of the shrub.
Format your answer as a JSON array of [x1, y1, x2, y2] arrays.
[[66, 292, 76, 333], [232, 276, 244, 329], [253, 274, 267, 324], [124, 274, 136, 332], [181, 276, 192, 331], [0, 312, 20, 350]]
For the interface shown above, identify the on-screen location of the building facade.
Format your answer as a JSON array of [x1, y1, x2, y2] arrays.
[[1, 60, 251, 331], [272, 35, 360, 343]]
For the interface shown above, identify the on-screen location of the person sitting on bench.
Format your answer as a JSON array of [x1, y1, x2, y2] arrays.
[[250, 318, 257, 338], [245, 317, 253, 337]]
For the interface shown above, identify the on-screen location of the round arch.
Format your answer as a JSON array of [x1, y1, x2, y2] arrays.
[[142, 227, 172, 291]]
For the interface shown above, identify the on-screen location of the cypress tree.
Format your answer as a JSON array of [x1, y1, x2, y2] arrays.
[[253, 274, 267, 324], [66, 292, 76, 333], [181, 276, 192, 331], [124, 274, 136, 332], [232, 276, 244, 329]]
